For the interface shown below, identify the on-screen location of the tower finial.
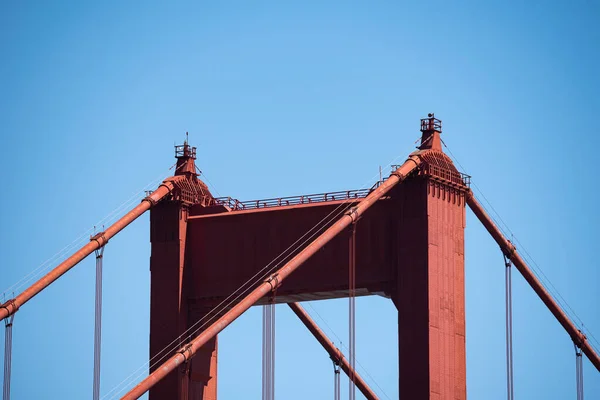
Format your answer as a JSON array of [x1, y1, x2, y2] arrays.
[[419, 113, 442, 151], [175, 135, 198, 177]]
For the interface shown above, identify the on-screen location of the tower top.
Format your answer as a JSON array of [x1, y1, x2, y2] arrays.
[[174, 132, 198, 176], [419, 113, 442, 151]]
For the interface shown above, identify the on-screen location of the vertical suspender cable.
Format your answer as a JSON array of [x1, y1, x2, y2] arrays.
[[271, 304, 275, 399], [262, 306, 266, 399], [333, 360, 341, 400], [504, 254, 514, 400], [262, 302, 275, 400], [574, 343, 584, 400], [2, 314, 14, 400], [93, 244, 105, 400], [348, 224, 356, 400]]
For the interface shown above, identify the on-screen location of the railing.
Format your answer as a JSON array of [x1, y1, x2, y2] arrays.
[[420, 116, 442, 132], [214, 188, 373, 211], [175, 144, 197, 159]]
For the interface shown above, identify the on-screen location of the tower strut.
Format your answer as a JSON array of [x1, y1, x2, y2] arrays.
[[288, 302, 379, 400], [467, 193, 600, 372], [120, 154, 422, 399], [0, 178, 181, 322]]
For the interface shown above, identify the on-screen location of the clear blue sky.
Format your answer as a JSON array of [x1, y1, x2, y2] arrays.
[[1, 1, 599, 399]]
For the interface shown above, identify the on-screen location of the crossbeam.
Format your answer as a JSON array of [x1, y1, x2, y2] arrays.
[[121, 153, 422, 399]]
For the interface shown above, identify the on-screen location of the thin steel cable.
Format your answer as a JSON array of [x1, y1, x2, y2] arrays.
[[440, 138, 600, 356], [93, 248, 104, 400], [574, 343, 584, 400], [2, 316, 14, 400], [103, 152, 409, 399], [504, 256, 514, 400], [348, 225, 356, 400], [271, 304, 275, 399], [333, 362, 341, 400], [197, 168, 223, 198], [262, 304, 275, 400], [262, 306, 266, 399], [306, 303, 392, 400]]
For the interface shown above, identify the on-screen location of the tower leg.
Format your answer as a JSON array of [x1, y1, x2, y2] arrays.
[[189, 336, 218, 400], [187, 301, 218, 400], [149, 202, 190, 400], [392, 179, 466, 399]]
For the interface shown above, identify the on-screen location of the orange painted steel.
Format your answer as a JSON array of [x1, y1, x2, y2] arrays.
[[121, 154, 422, 400], [0, 178, 179, 321], [467, 192, 600, 372], [288, 302, 379, 400]]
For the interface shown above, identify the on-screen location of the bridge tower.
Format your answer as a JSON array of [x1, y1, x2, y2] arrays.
[[148, 116, 469, 399]]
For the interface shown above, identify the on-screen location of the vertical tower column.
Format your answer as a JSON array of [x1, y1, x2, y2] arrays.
[[149, 202, 190, 400], [150, 137, 216, 400], [188, 304, 219, 400], [392, 115, 467, 399]]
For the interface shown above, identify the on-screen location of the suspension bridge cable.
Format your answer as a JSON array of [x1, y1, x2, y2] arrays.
[[574, 343, 584, 400], [333, 360, 341, 400], [504, 255, 514, 400], [348, 224, 357, 400], [93, 245, 105, 400], [262, 303, 275, 400], [440, 139, 600, 355], [2, 316, 14, 400], [102, 150, 409, 399]]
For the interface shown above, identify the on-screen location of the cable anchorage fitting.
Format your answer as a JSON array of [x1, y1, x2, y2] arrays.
[[573, 329, 587, 349], [142, 194, 158, 207], [0, 299, 18, 316], [502, 240, 516, 261], [178, 343, 194, 363], [265, 274, 281, 293], [345, 207, 359, 224], [90, 232, 109, 250], [390, 170, 405, 181], [330, 348, 343, 367]]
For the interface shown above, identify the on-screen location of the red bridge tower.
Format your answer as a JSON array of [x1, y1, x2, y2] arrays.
[[149, 115, 469, 399]]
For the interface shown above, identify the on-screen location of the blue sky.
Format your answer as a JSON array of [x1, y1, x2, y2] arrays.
[[1, 1, 599, 398]]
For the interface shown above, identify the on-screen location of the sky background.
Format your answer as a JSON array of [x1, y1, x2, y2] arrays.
[[1, 1, 599, 399]]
